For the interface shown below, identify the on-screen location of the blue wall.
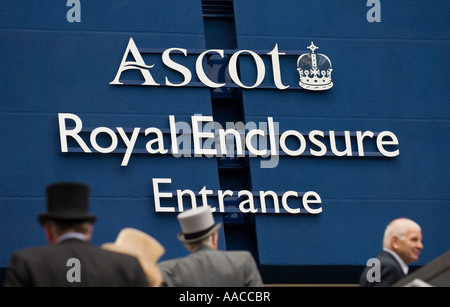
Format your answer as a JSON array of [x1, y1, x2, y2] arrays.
[[0, 0, 223, 265], [232, 0, 450, 267], [1, 0, 449, 282]]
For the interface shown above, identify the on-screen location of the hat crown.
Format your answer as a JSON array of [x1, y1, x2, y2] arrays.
[[39, 182, 97, 224], [115, 228, 165, 263], [177, 206, 215, 235], [47, 182, 89, 213]]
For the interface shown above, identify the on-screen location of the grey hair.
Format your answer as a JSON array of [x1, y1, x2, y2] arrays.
[[382, 218, 421, 248]]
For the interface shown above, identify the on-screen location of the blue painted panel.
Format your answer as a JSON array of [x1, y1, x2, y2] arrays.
[[234, 0, 450, 40], [0, 1, 204, 34], [1, 0, 449, 272], [0, 1, 219, 266], [235, 39, 450, 120], [233, 0, 450, 266], [255, 200, 450, 266]]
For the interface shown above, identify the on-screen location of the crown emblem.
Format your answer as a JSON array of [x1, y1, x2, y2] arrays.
[[297, 42, 333, 91]]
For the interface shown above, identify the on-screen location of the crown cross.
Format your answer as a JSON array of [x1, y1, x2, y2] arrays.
[[307, 42, 318, 53], [297, 41, 333, 91]]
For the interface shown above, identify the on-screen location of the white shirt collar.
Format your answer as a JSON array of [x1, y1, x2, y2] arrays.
[[383, 247, 409, 275], [57, 232, 87, 243]]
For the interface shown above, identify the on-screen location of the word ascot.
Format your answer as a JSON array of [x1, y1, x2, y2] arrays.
[[110, 37, 306, 90], [58, 113, 400, 168]]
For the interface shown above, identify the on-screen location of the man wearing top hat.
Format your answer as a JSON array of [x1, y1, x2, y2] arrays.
[[158, 205, 264, 287], [3, 182, 149, 287]]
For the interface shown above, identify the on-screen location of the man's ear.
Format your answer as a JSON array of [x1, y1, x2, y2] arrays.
[[391, 235, 400, 250], [85, 224, 93, 242], [212, 231, 219, 250], [44, 224, 57, 245]]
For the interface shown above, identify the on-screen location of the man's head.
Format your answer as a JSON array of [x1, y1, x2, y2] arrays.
[[383, 218, 423, 264], [176, 206, 221, 252], [43, 219, 93, 244], [39, 182, 97, 244]]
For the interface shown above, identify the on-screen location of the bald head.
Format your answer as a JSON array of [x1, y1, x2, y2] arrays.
[[383, 218, 423, 264]]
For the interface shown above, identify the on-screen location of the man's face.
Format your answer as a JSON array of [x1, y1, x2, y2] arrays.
[[394, 227, 423, 264]]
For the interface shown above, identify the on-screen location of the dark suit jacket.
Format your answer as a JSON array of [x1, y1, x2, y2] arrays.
[[3, 238, 149, 287], [359, 250, 407, 287], [158, 246, 263, 287]]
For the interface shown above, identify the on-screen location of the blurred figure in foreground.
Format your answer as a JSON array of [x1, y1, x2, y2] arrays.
[[3, 182, 149, 287], [158, 205, 264, 287], [359, 218, 423, 287], [102, 227, 165, 286]]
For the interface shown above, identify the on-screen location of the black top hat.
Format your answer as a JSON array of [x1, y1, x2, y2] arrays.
[[38, 182, 97, 225]]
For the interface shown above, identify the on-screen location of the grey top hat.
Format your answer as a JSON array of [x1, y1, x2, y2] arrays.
[[177, 206, 221, 243], [38, 182, 97, 225]]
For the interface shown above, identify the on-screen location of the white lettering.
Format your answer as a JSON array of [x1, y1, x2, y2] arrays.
[[58, 113, 91, 153], [377, 131, 399, 157], [145, 127, 168, 154], [196, 49, 225, 88], [280, 130, 307, 156], [153, 178, 175, 212], [282, 191, 300, 214], [117, 127, 140, 166], [218, 128, 244, 157], [162, 48, 192, 87], [259, 190, 279, 213], [218, 190, 233, 213], [90, 127, 118, 153], [329, 130, 352, 156], [110, 40, 334, 91], [168, 115, 180, 156], [199, 186, 214, 210], [303, 191, 322, 214], [58, 114, 400, 168], [110, 37, 158, 86], [356, 131, 375, 156], [192, 115, 217, 156], [223, 292, 270, 302], [177, 189, 196, 212], [246, 129, 268, 156], [238, 190, 257, 213], [151, 178, 324, 215], [267, 44, 289, 90], [309, 130, 327, 156], [229, 50, 265, 89]]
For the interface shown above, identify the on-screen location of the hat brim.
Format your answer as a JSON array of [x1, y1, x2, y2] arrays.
[[38, 213, 97, 225], [177, 223, 222, 243], [101, 243, 163, 286]]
